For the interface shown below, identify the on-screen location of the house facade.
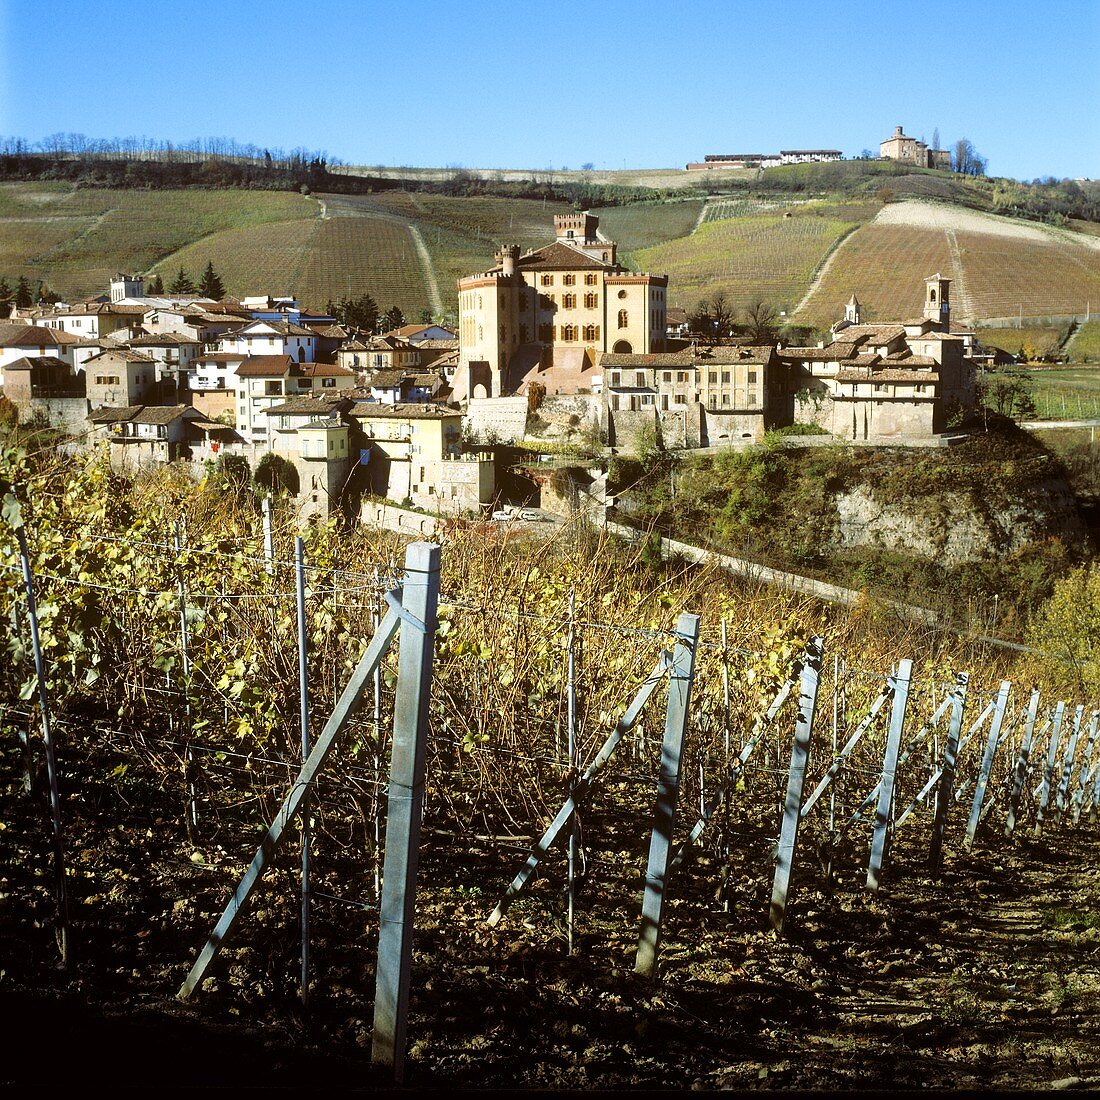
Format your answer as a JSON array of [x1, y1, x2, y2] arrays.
[[456, 213, 668, 399]]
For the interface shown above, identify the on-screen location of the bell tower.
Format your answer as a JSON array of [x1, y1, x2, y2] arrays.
[[923, 273, 951, 330]]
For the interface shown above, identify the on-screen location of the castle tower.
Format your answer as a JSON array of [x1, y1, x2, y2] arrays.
[[554, 212, 598, 244], [110, 273, 145, 302], [923, 273, 951, 330], [495, 244, 520, 277]]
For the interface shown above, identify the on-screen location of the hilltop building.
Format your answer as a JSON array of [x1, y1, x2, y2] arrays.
[[879, 126, 952, 170], [455, 212, 668, 399]]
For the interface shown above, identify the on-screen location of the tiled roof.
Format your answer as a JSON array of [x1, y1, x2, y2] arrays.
[[126, 332, 200, 346], [598, 349, 695, 368], [296, 361, 355, 379], [837, 369, 941, 383], [515, 242, 613, 271], [351, 402, 461, 420], [0, 324, 80, 347], [89, 405, 143, 424], [85, 349, 157, 364], [131, 405, 196, 425], [262, 396, 352, 417], [3, 355, 70, 371], [369, 370, 406, 388], [239, 319, 316, 337], [416, 338, 459, 350], [194, 352, 246, 364], [235, 354, 295, 377]]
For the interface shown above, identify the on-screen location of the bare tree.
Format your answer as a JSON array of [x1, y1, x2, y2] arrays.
[[953, 138, 987, 177], [743, 298, 779, 342]]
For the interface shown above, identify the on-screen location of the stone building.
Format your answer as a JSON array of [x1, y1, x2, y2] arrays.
[[602, 344, 780, 449], [456, 213, 668, 399], [783, 275, 973, 441], [879, 126, 952, 170]]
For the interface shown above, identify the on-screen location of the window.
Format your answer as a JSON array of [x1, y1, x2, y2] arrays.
[[618, 310, 628, 329], [563, 274, 576, 286], [582, 324, 599, 341], [561, 324, 577, 341], [721, 372, 730, 383], [584, 293, 599, 309], [322, 377, 336, 388], [610, 371, 621, 385], [748, 370, 757, 383], [584, 274, 597, 286], [617, 289, 627, 299], [541, 274, 554, 286], [562, 294, 576, 309], [635, 371, 645, 387]]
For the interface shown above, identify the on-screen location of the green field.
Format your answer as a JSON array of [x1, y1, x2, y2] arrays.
[[1026, 366, 1100, 419], [975, 324, 1070, 361], [591, 199, 705, 255]]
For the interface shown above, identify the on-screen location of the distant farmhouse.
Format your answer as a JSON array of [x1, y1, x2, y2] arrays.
[[879, 125, 952, 170], [687, 150, 842, 170]]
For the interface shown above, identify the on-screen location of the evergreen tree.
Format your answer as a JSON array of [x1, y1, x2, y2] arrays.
[[14, 276, 32, 309], [147, 273, 164, 295], [168, 267, 196, 294], [0, 277, 11, 319], [381, 305, 405, 333], [198, 260, 225, 300]]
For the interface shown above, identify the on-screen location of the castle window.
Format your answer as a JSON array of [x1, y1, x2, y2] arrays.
[[563, 274, 576, 286], [582, 324, 599, 341], [561, 325, 577, 341], [541, 274, 553, 287], [618, 310, 628, 329], [584, 274, 598, 286], [617, 289, 627, 299], [562, 293, 576, 309], [584, 293, 599, 309], [478, 295, 482, 309]]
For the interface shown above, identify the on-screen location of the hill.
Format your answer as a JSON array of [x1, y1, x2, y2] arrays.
[[1, 167, 1098, 340]]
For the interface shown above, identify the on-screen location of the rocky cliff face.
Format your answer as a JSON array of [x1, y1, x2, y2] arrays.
[[834, 478, 1086, 565]]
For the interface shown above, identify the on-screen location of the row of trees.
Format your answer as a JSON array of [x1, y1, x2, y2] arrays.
[[686, 292, 789, 343], [325, 293, 410, 334]]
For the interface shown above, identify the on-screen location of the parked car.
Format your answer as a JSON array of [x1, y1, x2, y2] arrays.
[[491, 509, 512, 521], [519, 508, 542, 521]]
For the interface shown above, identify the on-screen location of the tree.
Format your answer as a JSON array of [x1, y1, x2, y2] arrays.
[[0, 277, 10, 319], [952, 138, 987, 177], [253, 452, 299, 496], [976, 368, 1036, 419], [1028, 564, 1100, 698], [169, 267, 196, 294], [931, 127, 941, 151], [743, 298, 779, 342], [687, 292, 734, 337], [381, 305, 405, 333], [14, 276, 32, 309], [419, 308, 433, 324], [146, 273, 164, 295], [198, 260, 225, 300], [327, 293, 378, 332]]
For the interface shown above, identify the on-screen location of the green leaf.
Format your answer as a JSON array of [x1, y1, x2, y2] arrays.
[[1, 493, 23, 532]]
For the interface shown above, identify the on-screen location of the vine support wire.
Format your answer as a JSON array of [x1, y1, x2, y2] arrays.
[[14, 519, 68, 967], [566, 589, 577, 957], [174, 522, 197, 839], [930, 673, 969, 873], [295, 535, 311, 1010]]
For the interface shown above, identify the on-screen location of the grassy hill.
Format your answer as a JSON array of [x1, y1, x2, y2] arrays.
[[2, 171, 1098, 344]]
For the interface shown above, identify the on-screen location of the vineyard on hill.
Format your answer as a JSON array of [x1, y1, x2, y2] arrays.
[[636, 206, 865, 314]]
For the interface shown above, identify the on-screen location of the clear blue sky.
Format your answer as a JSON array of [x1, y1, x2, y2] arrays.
[[4, 0, 1099, 181]]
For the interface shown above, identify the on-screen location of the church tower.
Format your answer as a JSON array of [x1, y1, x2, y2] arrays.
[[923, 273, 951, 330], [844, 294, 861, 325]]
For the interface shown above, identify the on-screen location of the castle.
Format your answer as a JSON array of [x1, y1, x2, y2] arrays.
[[879, 126, 952, 170], [455, 213, 668, 399]]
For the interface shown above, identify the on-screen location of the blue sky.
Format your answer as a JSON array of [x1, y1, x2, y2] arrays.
[[5, 0, 1099, 181]]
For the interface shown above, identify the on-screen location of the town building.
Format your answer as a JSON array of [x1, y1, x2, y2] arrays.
[[234, 354, 355, 444], [456, 212, 668, 400], [0, 324, 81, 382], [782, 275, 973, 440], [85, 348, 159, 408]]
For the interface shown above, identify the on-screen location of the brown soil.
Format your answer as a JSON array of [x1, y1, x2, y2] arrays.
[[2, 728, 1099, 1092]]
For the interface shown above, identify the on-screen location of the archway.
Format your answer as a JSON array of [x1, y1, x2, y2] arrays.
[[613, 340, 632, 353]]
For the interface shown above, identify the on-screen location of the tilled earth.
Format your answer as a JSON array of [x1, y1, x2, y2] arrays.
[[2, 734, 1100, 1092]]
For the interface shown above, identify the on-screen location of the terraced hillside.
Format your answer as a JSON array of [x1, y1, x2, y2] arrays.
[[635, 202, 870, 313], [796, 201, 1100, 328]]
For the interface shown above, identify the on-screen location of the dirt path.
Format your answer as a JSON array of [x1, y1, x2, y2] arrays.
[[409, 223, 442, 316]]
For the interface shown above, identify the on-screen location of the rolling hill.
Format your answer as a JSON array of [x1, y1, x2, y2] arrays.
[[1, 176, 1098, 355]]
